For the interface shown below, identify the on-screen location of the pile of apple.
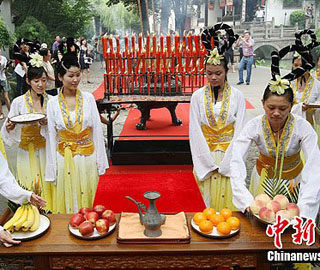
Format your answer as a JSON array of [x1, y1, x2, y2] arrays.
[[69, 205, 116, 237], [250, 194, 300, 223]]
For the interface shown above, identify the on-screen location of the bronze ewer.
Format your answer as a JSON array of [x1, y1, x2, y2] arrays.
[[126, 191, 166, 237]]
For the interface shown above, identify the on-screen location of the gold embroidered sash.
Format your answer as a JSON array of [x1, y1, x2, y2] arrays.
[[262, 114, 294, 158], [201, 82, 233, 152], [24, 90, 48, 113], [58, 127, 94, 157], [256, 151, 303, 180], [58, 89, 83, 133], [19, 125, 46, 151], [293, 74, 314, 104]]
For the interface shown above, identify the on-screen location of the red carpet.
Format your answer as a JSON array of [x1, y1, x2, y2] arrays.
[[93, 81, 105, 100], [119, 101, 254, 140], [93, 166, 205, 213]]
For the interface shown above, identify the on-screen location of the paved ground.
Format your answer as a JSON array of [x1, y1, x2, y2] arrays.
[[0, 63, 276, 214]]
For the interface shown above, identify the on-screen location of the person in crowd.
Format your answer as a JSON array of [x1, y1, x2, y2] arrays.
[[79, 38, 92, 84], [98, 35, 105, 69], [236, 31, 254, 85], [0, 150, 46, 247], [0, 48, 11, 120], [255, 6, 264, 23], [40, 48, 57, 96], [1, 52, 53, 212], [52, 36, 60, 52], [45, 45, 109, 214], [189, 23, 246, 210], [100, 106, 121, 125], [230, 44, 320, 221], [290, 30, 320, 127], [224, 34, 235, 73], [13, 38, 30, 96]]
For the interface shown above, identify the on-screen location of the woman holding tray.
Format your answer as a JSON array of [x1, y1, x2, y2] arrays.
[[45, 44, 108, 214], [1, 52, 53, 211], [290, 30, 320, 125], [189, 23, 246, 210], [230, 44, 320, 221]]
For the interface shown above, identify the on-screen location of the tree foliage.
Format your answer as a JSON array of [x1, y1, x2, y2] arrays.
[[0, 16, 15, 48], [91, 0, 140, 34], [15, 16, 51, 45], [290, 10, 306, 29], [12, 0, 93, 39]]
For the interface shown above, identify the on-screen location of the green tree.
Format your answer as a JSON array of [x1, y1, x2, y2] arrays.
[[15, 16, 51, 45], [290, 10, 306, 29], [0, 17, 15, 48], [13, 0, 93, 39]]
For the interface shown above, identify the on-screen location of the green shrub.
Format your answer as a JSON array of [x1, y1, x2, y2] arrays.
[[15, 16, 51, 45], [290, 10, 306, 29], [0, 17, 15, 48]]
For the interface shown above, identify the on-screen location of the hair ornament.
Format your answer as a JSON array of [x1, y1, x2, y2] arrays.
[[207, 48, 224, 65], [268, 75, 290, 95], [29, 52, 44, 68]]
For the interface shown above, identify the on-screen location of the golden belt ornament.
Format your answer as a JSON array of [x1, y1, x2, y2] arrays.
[[19, 125, 46, 151], [256, 151, 303, 180], [58, 127, 94, 157], [201, 122, 234, 152]]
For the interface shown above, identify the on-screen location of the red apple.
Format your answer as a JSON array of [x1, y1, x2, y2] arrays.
[[102, 210, 116, 226], [95, 219, 109, 235], [79, 221, 94, 237], [85, 211, 99, 225], [79, 207, 91, 216], [70, 213, 85, 228], [93, 205, 106, 218]]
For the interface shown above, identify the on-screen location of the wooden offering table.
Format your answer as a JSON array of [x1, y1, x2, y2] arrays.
[[0, 212, 318, 270]]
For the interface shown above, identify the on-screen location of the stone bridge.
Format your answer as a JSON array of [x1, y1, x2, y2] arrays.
[[233, 22, 307, 59]]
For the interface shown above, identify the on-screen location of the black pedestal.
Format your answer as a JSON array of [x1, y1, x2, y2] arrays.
[[111, 140, 192, 165]]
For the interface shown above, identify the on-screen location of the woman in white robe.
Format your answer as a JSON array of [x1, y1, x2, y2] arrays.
[[189, 24, 246, 210], [230, 46, 320, 221], [45, 53, 108, 214], [1, 54, 53, 211], [0, 151, 46, 246]]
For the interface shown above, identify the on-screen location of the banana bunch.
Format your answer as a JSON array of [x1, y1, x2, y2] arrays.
[[4, 203, 40, 233]]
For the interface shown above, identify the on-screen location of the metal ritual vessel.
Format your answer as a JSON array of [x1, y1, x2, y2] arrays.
[[126, 191, 166, 237]]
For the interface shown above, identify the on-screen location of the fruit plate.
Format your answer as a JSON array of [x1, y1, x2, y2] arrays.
[[191, 219, 240, 239], [253, 213, 295, 225], [10, 113, 46, 124], [68, 222, 116, 240], [12, 215, 51, 241]]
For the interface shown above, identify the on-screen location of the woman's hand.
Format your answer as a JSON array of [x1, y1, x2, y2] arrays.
[[0, 229, 21, 247], [39, 117, 48, 126], [302, 103, 308, 111], [30, 193, 46, 208], [5, 119, 15, 132]]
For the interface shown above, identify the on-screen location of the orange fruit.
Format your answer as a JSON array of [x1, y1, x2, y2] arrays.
[[226, 217, 240, 230], [203, 208, 216, 219], [217, 222, 231, 235], [209, 214, 225, 226], [193, 212, 206, 225], [199, 220, 213, 234], [220, 208, 232, 220]]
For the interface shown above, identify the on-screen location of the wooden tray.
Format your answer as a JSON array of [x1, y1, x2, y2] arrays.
[[117, 212, 191, 244]]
